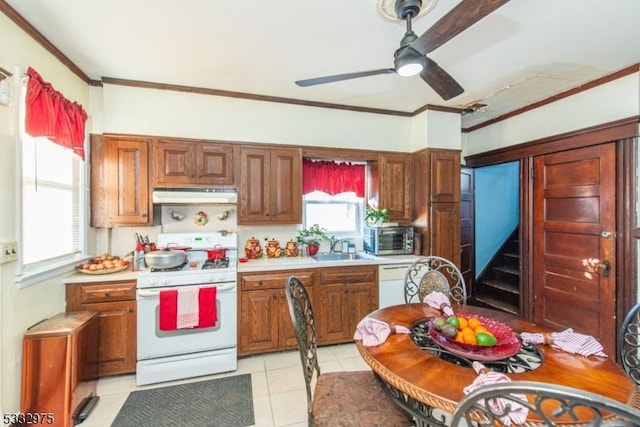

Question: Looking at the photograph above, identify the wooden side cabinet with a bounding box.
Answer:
[152,139,235,187]
[66,281,137,376]
[368,153,412,223]
[317,265,378,344]
[21,311,99,427]
[91,135,153,227]
[412,148,461,265]
[238,146,302,224]
[238,270,315,355]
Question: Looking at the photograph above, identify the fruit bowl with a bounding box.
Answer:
[429,314,521,361]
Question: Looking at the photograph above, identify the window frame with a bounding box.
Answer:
[14,73,90,288]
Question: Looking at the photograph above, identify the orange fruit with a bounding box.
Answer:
[468,317,481,330]
[455,331,465,343]
[461,327,475,336]
[463,333,477,345]
[457,316,468,330]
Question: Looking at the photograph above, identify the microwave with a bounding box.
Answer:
[363,226,414,255]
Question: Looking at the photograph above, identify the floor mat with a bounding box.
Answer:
[110,374,254,427]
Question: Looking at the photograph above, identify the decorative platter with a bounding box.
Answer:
[75,257,129,275]
[429,315,522,361]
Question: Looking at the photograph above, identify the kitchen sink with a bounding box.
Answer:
[312,253,370,262]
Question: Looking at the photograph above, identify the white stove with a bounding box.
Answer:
[136,231,238,385]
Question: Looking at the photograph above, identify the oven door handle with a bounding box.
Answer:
[137,283,235,298]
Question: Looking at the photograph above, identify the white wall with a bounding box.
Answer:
[0,13,91,414]
[411,109,462,151]
[463,72,640,156]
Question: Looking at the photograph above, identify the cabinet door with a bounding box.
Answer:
[270,148,302,223]
[104,137,151,225]
[153,140,196,185]
[194,143,235,185]
[350,282,378,332]
[83,300,136,376]
[430,150,461,203]
[238,147,270,223]
[379,153,412,222]
[430,202,461,265]
[318,283,351,343]
[239,288,279,354]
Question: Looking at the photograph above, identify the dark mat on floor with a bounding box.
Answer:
[111,374,254,427]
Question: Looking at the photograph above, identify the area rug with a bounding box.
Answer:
[111,374,254,427]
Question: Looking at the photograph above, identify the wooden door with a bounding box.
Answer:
[105,138,150,225]
[269,148,302,223]
[195,143,235,185]
[238,147,270,223]
[153,140,195,185]
[533,143,616,354]
[379,153,412,222]
[239,288,279,354]
[430,202,460,266]
[318,283,350,343]
[460,167,475,299]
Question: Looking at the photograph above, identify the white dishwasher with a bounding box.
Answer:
[378,263,413,308]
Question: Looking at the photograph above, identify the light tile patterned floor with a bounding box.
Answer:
[83,343,370,427]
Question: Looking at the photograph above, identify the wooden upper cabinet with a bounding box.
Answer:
[152,139,235,187]
[368,153,412,223]
[238,146,301,224]
[429,149,460,203]
[91,135,153,227]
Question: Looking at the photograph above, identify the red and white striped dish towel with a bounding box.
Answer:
[463,362,529,426]
[177,287,200,329]
[422,291,455,316]
[520,328,607,357]
[354,317,410,347]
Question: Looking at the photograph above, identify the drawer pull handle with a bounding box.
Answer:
[104,292,111,297]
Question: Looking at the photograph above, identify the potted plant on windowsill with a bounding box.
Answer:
[296,224,329,256]
[365,206,390,227]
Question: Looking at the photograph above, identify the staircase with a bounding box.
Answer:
[472,227,520,315]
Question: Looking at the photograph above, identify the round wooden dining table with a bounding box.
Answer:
[355,303,637,426]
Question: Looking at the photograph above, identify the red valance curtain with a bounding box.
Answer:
[25,67,88,160]
[303,159,365,197]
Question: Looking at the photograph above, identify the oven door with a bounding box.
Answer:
[136,282,236,360]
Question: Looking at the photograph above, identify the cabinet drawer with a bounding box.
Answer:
[240,271,313,291]
[78,281,136,303]
[320,266,376,285]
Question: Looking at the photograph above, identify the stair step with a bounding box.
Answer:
[493,265,520,276]
[503,252,520,259]
[478,279,519,295]
[474,296,519,316]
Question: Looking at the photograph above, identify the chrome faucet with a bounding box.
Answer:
[330,236,345,253]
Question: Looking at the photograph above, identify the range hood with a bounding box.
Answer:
[152,188,237,204]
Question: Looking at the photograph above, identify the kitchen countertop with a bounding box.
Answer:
[64,253,421,282]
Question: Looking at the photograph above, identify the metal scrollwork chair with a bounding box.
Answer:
[619,302,640,386]
[285,276,411,426]
[404,256,467,305]
[450,380,640,426]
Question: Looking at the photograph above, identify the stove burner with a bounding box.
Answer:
[150,261,188,273]
[203,258,230,269]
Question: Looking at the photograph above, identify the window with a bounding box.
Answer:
[303,191,364,237]
[16,77,87,286]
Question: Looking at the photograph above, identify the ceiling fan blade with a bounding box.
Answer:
[295,68,394,87]
[420,57,464,100]
[412,0,510,55]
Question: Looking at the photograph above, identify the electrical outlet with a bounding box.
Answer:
[0,241,17,264]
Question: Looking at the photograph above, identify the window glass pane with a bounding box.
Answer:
[22,137,82,265]
[303,191,363,236]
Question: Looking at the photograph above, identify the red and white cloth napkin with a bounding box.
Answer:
[354,317,410,346]
[422,291,455,316]
[520,328,607,357]
[177,287,200,329]
[463,362,529,426]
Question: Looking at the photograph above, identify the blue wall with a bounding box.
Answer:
[475,161,520,277]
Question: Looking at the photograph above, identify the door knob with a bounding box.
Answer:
[600,260,610,277]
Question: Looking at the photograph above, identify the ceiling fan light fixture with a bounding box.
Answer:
[394,48,425,76]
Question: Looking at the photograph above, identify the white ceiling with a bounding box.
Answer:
[6,0,640,128]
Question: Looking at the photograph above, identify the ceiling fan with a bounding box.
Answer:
[295,0,510,101]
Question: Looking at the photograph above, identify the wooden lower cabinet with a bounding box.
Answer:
[317,266,378,344]
[65,281,137,376]
[238,270,315,356]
